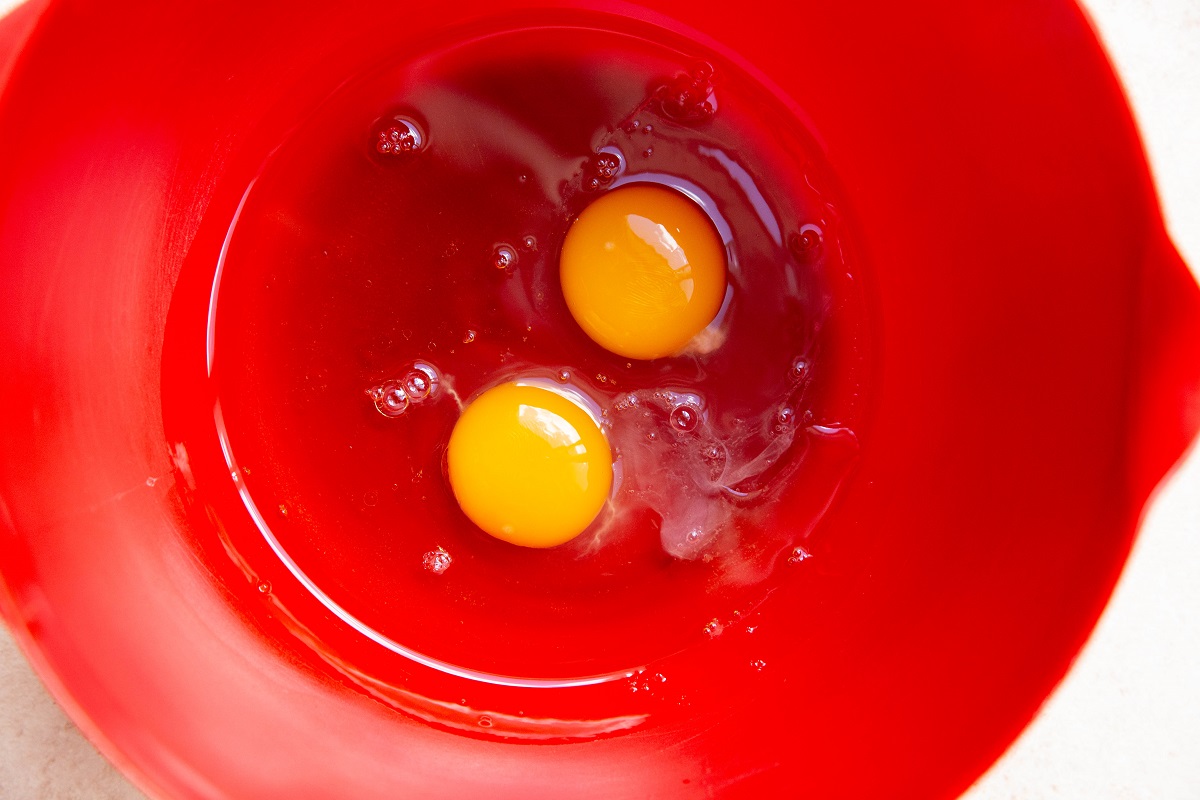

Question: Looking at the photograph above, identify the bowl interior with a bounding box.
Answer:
[1,0,1197,797]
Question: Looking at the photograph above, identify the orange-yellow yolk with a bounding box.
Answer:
[560,184,728,360]
[446,383,613,548]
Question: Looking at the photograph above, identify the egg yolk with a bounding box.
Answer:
[446,383,613,548]
[560,184,728,360]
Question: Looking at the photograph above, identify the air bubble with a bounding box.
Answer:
[256,581,271,594]
[370,381,409,417]
[364,491,378,507]
[278,504,288,517]
[655,61,718,124]
[750,659,767,671]
[477,715,493,728]
[463,330,477,344]
[493,244,518,270]
[381,385,408,414]
[521,235,537,251]
[700,442,727,481]
[555,369,570,383]
[776,407,795,427]
[669,404,700,432]
[145,477,157,487]
[703,619,724,638]
[422,547,452,575]
[371,115,426,157]
[596,373,609,385]
[788,224,823,261]
[402,365,435,401]
[787,546,812,564]
[790,358,810,381]
[642,147,654,158]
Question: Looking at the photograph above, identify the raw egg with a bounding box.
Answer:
[559,183,727,360]
[446,382,613,547]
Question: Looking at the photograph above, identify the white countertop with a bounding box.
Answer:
[1,0,1197,797]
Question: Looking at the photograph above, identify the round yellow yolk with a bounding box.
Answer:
[560,184,727,361]
[446,383,613,548]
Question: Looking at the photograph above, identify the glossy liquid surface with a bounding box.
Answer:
[208,26,869,683]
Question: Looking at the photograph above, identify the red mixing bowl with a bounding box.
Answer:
[1,0,1198,797]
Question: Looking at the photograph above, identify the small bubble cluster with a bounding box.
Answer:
[773,407,796,435]
[627,670,668,694]
[787,545,812,564]
[422,547,453,575]
[367,362,441,418]
[703,618,724,638]
[582,148,624,192]
[655,61,718,124]
[372,115,425,157]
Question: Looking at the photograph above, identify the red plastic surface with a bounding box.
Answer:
[0,1,1197,798]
